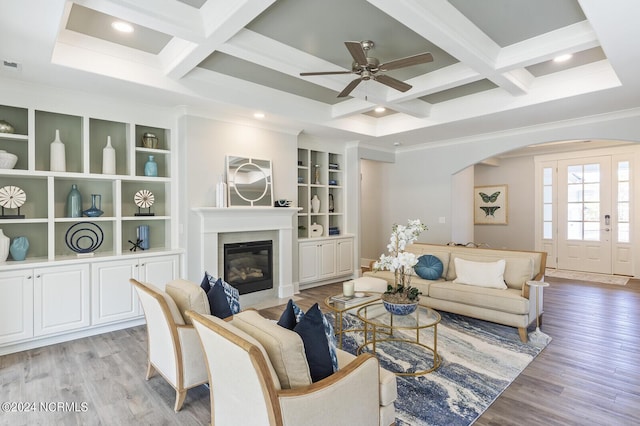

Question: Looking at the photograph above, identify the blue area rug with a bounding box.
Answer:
[329,311,549,426]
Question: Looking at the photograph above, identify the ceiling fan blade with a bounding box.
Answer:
[374,74,412,92]
[379,52,433,71]
[337,78,363,97]
[345,41,368,65]
[300,71,353,76]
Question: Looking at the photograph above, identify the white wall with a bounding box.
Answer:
[181,114,298,283]
[360,159,388,266]
[474,156,535,250]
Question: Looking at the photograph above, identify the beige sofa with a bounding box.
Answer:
[363,243,547,342]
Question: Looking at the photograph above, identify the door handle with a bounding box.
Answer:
[601,228,610,232]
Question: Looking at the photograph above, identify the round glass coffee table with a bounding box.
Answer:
[357,302,441,376]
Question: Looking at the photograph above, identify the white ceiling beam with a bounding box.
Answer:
[165,0,276,79]
[497,21,600,70]
[368,0,529,95]
[73,0,205,41]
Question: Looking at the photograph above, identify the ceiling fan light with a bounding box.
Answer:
[553,54,572,63]
[111,21,134,33]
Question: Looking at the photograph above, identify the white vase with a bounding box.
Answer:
[50,129,66,172]
[0,229,9,261]
[311,194,320,213]
[102,136,116,174]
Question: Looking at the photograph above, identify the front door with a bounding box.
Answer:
[557,156,612,273]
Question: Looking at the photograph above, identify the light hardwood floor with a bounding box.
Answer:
[1,277,638,425]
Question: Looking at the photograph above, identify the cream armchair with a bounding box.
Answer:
[130,279,209,411]
[188,309,397,426]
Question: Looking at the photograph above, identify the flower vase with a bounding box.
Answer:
[66,184,83,218]
[311,194,320,213]
[10,236,29,261]
[102,136,116,174]
[144,155,158,177]
[0,229,10,261]
[50,129,66,172]
[83,194,104,217]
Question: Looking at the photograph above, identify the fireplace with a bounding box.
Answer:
[223,240,273,295]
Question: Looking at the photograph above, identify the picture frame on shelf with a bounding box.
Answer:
[474,184,508,225]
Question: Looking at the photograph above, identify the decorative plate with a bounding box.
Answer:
[134,189,155,208]
[0,185,26,209]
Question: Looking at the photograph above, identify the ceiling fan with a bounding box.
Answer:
[300,40,433,98]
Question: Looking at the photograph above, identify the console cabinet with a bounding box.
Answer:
[299,237,354,285]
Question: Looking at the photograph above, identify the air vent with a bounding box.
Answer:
[2,60,22,72]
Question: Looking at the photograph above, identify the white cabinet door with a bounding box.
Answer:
[138,255,179,290]
[336,238,354,276]
[34,264,90,337]
[0,270,33,345]
[299,241,319,283]
[91,254,179,325]
[91,259,140,325]
[318,241,337,279]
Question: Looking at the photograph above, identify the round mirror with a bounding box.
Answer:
[232,162,268,203]
[227,156,273,206]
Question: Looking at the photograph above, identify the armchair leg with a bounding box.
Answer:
[518,327,528,343]
[174,389,187,412]
[146,362,156,380]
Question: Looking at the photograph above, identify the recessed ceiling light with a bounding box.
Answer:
[111,21,134,33]
[253,112,265,119]
[374,106,386,113]
[553,54,572,63]
[393,142,401,146]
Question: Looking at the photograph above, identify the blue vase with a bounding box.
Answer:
[67,184,82,218]
[144,155,158,177]
[10,236,29,261]
[137,225,150,250]
[83,194,104,217]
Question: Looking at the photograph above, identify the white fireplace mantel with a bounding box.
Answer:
[190,207,300,298]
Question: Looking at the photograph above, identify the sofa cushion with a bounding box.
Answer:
[232,310,312,389]
[414,254,444,280]
[405,244,451,277]
[429,282,529,314]
[165,279,210,325]
[453,258,507,289]
[502,257,535,289]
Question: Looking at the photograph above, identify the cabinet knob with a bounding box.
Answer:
[36,275,41,278]
[27,276,32,279]
[140,263,145,267]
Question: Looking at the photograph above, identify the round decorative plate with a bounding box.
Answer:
[134,189,155,208]
[0,185,26,209]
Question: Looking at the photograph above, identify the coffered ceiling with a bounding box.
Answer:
[1,0,639,149]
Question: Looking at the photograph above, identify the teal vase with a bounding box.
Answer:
[10,236,29,261]
[67,184,82,218]
[144,155,158,177]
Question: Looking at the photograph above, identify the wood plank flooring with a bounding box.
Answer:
[0,277,638,425]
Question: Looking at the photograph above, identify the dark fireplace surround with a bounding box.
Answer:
[223,240,273,295]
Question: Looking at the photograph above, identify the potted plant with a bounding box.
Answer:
[373,219,428,315]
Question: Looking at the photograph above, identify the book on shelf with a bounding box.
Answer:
[330,293,378,309]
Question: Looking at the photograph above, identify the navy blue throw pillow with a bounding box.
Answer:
[207,281,233,319]
[293,303,333,382]
[200,272,212,292]
[414,254,444,280]
[277,299,298,329]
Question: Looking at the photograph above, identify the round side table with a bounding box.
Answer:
[526,280,551,345]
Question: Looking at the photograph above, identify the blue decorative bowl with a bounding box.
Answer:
[382,300,418,316]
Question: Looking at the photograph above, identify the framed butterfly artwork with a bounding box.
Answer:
[474,184,508,225]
